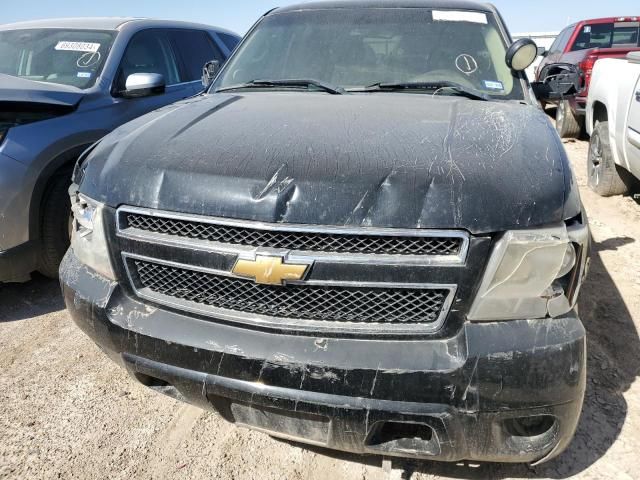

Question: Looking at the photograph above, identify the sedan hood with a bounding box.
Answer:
[80,92,579,234]
[0,73,84,107]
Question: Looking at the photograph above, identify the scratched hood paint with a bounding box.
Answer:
[79,92,580,234]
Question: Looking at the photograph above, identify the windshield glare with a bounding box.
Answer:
[0,29,115,89]
[216,8,524,99]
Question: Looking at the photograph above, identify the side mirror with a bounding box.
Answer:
[123,73,165,98]
[202,60,221,89]
[532,63,582,101]
[537,46,548,57]
[506,38,538,71]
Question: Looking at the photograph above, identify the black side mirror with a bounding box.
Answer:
[537,46,548,57]
[202,60,221,89]
[532,63,582,101]
[506,38,538,71]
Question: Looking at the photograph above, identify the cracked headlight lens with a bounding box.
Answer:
[469,222,587,321]
[70,191,116,280]
[557,243,577,279]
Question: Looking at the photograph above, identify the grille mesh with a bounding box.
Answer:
[125,213,462,256]
[134,260,448,324]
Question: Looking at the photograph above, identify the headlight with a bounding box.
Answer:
[70,190,116,280]
[469,221,588,321]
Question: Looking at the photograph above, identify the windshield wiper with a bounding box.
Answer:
[216,79,344,95]
[349,81,489,101]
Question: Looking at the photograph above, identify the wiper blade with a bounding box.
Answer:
[216,79,344,95]
[350,81,489,101]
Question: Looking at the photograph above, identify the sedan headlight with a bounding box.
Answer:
[70,190,116,280]
[469,221,589,321]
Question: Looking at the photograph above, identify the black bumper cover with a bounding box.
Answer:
[61,252,586,464]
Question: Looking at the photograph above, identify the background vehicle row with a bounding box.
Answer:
[0,18,240,283]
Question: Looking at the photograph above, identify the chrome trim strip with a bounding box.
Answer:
[116,206,470,266]
[121,253,457,335]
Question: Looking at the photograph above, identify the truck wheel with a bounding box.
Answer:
[556,100,583,139]
[588,121,629,197]
[38,173,72,279]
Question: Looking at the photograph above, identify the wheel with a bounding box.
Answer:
[587,121,629,197]
[37,172,73,278]
[556,99,583,139]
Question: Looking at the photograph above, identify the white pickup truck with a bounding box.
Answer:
[586,52,640,196]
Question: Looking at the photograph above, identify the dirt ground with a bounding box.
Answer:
[1,135,640,480]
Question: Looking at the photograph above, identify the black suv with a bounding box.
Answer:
[61,1,590,464]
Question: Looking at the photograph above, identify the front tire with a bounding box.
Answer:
[556,100,583,139]
[588,121,628,197]
[38,173,72,279]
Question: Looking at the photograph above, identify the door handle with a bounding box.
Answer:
[636,90,640,102]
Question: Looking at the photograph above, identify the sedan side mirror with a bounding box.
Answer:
[532,63,582,101]
[123,73,166,98]
[202,60,221,89]
[537,46,548,57]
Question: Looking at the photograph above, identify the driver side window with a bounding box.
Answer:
[116,29,180,92]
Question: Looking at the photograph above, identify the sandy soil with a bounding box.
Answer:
[1,136,640,480]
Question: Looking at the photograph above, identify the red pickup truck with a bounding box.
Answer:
[536,17,640,138]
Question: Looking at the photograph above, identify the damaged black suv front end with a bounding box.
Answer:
[61,204,588,463]
[61,0,590,464]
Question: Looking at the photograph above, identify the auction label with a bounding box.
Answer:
[432,11,487,24]
[55,41,101,53]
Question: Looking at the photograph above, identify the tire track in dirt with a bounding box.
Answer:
[144,405,203,478]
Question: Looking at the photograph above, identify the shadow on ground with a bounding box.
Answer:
[0,274,64,322]
[276,236,640,479]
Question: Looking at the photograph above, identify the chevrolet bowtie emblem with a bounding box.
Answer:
[232,255,310,286]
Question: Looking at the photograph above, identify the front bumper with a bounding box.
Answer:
[61,251,586,464]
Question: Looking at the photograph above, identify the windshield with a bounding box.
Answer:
[571,22,640,51]
[0,29,115,89]
[215,8,525,100]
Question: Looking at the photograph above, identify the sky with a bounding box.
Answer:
[0,0,638,35]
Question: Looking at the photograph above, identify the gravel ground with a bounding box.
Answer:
[1,135,640,480]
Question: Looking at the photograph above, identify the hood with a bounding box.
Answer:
[80,92,580,234]
[0,73,84,107]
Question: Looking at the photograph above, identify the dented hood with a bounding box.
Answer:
[0,73,84,107]
[80,92,579,234]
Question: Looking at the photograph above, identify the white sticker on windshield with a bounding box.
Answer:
[584,26,591,33]
[55,41,101,53]
[432,11,488,24]
[77,72,92,78]
[484,80,504,90]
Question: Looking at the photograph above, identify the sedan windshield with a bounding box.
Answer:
[0,29,115,89]
[215,8,525,100]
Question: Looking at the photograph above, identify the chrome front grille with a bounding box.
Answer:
[133,259,449,325]
[117,206,467,335]
[124,212,463,257]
